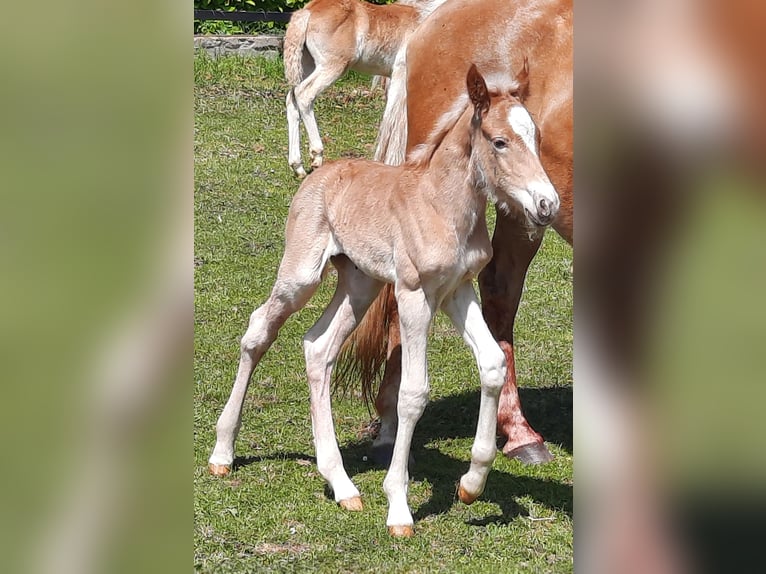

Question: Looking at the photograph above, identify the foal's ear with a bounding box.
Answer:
[467,64,490,124]
[513,57,530,102]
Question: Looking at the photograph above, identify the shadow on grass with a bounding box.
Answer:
[232,385,572,523]
[420,386,573,454]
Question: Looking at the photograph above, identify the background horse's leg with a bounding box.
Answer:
[441,283,506,504]
[383,286,433,537]
[303,256,382,510]
[286,89,307,178]
[478,214,554,463]
[292,62,347,170]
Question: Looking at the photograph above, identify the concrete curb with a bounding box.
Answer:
[194,35,284,58]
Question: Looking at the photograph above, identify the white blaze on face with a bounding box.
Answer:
[508,105,537,155]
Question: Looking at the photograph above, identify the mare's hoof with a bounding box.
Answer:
[339,496,364,512]
[458,484,479,505]
[388,525,414,538]
[369,444,415,469]
[208,463,231,477]
[503,442,554,464]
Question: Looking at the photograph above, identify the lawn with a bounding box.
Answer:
[194,52,573,573]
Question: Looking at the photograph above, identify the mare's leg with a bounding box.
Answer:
[292,61,346,170]
[478,215,553,463]
[303,256,382,510]
[442,283,507,503]
[383,286,433,537]
[371,287,402,465]
[208,231,329,476]
[286,89,307,178]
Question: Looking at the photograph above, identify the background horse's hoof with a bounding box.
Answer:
[339,496,364,512]
[458,484,479,505]
[208,463,231,477]
[503,441,554,464]
[388,525,414,538]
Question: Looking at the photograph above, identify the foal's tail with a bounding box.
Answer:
[284,9,311,86]
[333,284,396,407]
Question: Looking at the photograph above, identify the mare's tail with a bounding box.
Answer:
[284,9,311,86]
[373,48,409,163]
[333,284,397,408]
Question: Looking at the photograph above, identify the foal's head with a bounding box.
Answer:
[467,62,560,227]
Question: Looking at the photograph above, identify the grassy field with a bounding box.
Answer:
[194,53,573,573]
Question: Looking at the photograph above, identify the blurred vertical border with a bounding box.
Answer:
[575,0,766,572]
[0,1,190,573]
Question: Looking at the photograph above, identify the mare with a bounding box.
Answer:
[284,0,446,178]
[340,0,573,465]
[209,64,560,536]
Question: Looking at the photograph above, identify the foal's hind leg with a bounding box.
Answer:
[303,256,382,509]
[208,239,328,476]
[292,61,347,170]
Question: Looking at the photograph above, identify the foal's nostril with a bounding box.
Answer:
[538,198,550,217]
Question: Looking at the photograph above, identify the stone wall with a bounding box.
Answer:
[194,35,284,59]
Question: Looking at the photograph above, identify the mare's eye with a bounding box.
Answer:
[492,138,508,150]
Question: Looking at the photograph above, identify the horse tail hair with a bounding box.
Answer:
[374,48,409,164]
[333,284,396,409]
[284,9,311,86]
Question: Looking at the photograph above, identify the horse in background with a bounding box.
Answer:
[210,63,559,536]
[338,0,573,465]
[284,0,447,178]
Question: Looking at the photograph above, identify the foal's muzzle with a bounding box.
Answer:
[528,185,560,227]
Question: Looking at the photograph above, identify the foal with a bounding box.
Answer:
[284,0,445,178]
[209,65,560,536]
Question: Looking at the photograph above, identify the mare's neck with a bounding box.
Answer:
[423,108,488,240]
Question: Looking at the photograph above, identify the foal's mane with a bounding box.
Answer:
[404,76,521,170]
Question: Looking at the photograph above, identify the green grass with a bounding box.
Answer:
[194,52,573,573]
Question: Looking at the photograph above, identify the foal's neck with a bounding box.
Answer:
[421,108,489,240]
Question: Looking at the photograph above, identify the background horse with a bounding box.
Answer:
[284,0,446,177]
[210,64,559,536]
[338,0,573,464]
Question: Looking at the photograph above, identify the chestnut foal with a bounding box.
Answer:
[209,65,559,536]
[284,0,446,178]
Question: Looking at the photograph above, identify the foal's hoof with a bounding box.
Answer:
[458,484,479,505]
[339,496,364,512]
[503,441,554,465]
[208,463,232,477]
[388,525,414,538]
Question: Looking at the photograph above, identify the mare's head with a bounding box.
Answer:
[467,62,559,227]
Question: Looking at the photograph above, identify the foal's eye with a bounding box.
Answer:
[492,138,508,150]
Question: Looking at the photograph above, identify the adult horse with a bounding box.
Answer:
[339,0,573,464]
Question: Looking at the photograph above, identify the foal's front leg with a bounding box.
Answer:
[383,287,433,537]
[442,282,507,503]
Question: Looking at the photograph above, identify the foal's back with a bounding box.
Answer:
[303,0,419,75]
[293,158,453,285]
